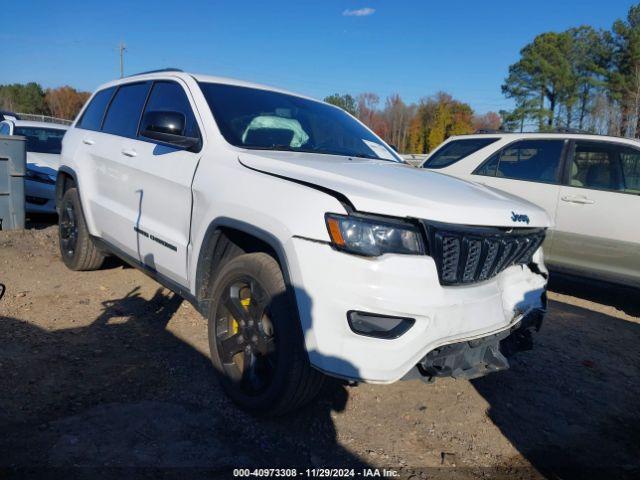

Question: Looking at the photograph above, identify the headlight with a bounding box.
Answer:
[325,213,425,257]
[26,169,56,185]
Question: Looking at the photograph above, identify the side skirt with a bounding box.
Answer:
[92,237,203,315]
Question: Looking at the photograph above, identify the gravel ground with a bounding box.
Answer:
[0,224,639,479]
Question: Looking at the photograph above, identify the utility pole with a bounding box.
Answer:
[119,42,127,78]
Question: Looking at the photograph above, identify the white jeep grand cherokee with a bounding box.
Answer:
[57,69,550,414]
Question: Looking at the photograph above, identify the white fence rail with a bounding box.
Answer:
[15,113,72,126]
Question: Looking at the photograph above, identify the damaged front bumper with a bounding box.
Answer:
[291,234,548,383]
[405,302,546,382]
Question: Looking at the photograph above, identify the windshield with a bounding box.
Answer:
[14,126,66,154]
[199,82,401,162]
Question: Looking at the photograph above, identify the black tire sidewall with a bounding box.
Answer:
[58,188,89,269]
[207,253,301,413]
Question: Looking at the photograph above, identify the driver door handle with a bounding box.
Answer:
[561,195,595,205]
[82,138,95,145]
[121,149,137,158]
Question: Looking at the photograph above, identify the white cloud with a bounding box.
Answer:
[342,7,375,17]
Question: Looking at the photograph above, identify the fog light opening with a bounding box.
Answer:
[347,311,415,339]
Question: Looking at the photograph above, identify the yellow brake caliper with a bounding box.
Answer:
[241,297,251,310]
[231,296,251,335]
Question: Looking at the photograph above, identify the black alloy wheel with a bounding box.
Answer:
[214,276,277,395]
[59,202,79,257]
[206,252,325,415]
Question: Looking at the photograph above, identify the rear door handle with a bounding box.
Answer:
[82,138,95,145]
[561,195,595,205]
[121,149,137,158]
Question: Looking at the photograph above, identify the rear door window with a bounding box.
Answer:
[569,141,639,194]
[474,139,564,183]
[423,138,499,169]
[77,87,115,131]
[620,146,640,193]
[102,82,151,138]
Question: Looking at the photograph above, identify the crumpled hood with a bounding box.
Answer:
[239,152,551,228]
[26,152,60,175]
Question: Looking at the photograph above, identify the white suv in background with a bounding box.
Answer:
[0,120,68,214]
[422,132,640,288]
[57,70,550,414]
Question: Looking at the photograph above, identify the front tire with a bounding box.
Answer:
[58,188,105,271]
[207,252,325,415]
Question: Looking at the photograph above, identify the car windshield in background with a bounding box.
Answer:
[14,127,65,154]
[423,137,499,169]
[199,82,401,162]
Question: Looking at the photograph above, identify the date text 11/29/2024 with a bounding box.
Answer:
[233,468,400,477]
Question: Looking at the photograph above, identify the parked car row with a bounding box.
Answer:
[0,119,68,214]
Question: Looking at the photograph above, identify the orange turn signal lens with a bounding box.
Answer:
[326,216,346,246]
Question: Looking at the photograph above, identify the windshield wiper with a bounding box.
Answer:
[243,144,298,151]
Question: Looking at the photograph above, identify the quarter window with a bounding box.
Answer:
[0,123,9,135]
[77,87,115,131]
[140,81,200,140]
[423,138,499,169]
[474,139,564,183]
[102,82,151,138]
[569,141,640,193]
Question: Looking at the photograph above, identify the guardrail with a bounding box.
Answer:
[15,113,72,126]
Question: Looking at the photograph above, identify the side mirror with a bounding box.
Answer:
[389,144,399,152]
[140,111,200,150]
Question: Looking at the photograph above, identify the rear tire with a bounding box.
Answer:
[58,188,105,271]
[207,252,325,415]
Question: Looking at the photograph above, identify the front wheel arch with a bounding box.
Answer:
[194,219,293,314]
[55,167,78,215]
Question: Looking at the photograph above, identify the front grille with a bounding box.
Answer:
[423,221,545,286]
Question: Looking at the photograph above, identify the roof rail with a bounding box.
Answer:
[464,128,640,142]
[474,129,504,134]
[552,127,590,134]
[126,68,183,77]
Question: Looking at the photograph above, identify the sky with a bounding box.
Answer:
[1,0,637,114]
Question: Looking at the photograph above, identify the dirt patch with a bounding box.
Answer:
[1,226,639,479]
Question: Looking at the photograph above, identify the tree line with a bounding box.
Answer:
[324,92,499,154]
[327,4,640,151]
[0,83,90,120]
[3,3,638,152]
[501,3,640,136]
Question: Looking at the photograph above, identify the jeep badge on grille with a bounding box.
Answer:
[511,211,530,224]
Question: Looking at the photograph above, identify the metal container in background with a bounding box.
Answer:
[0,134,26,230]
